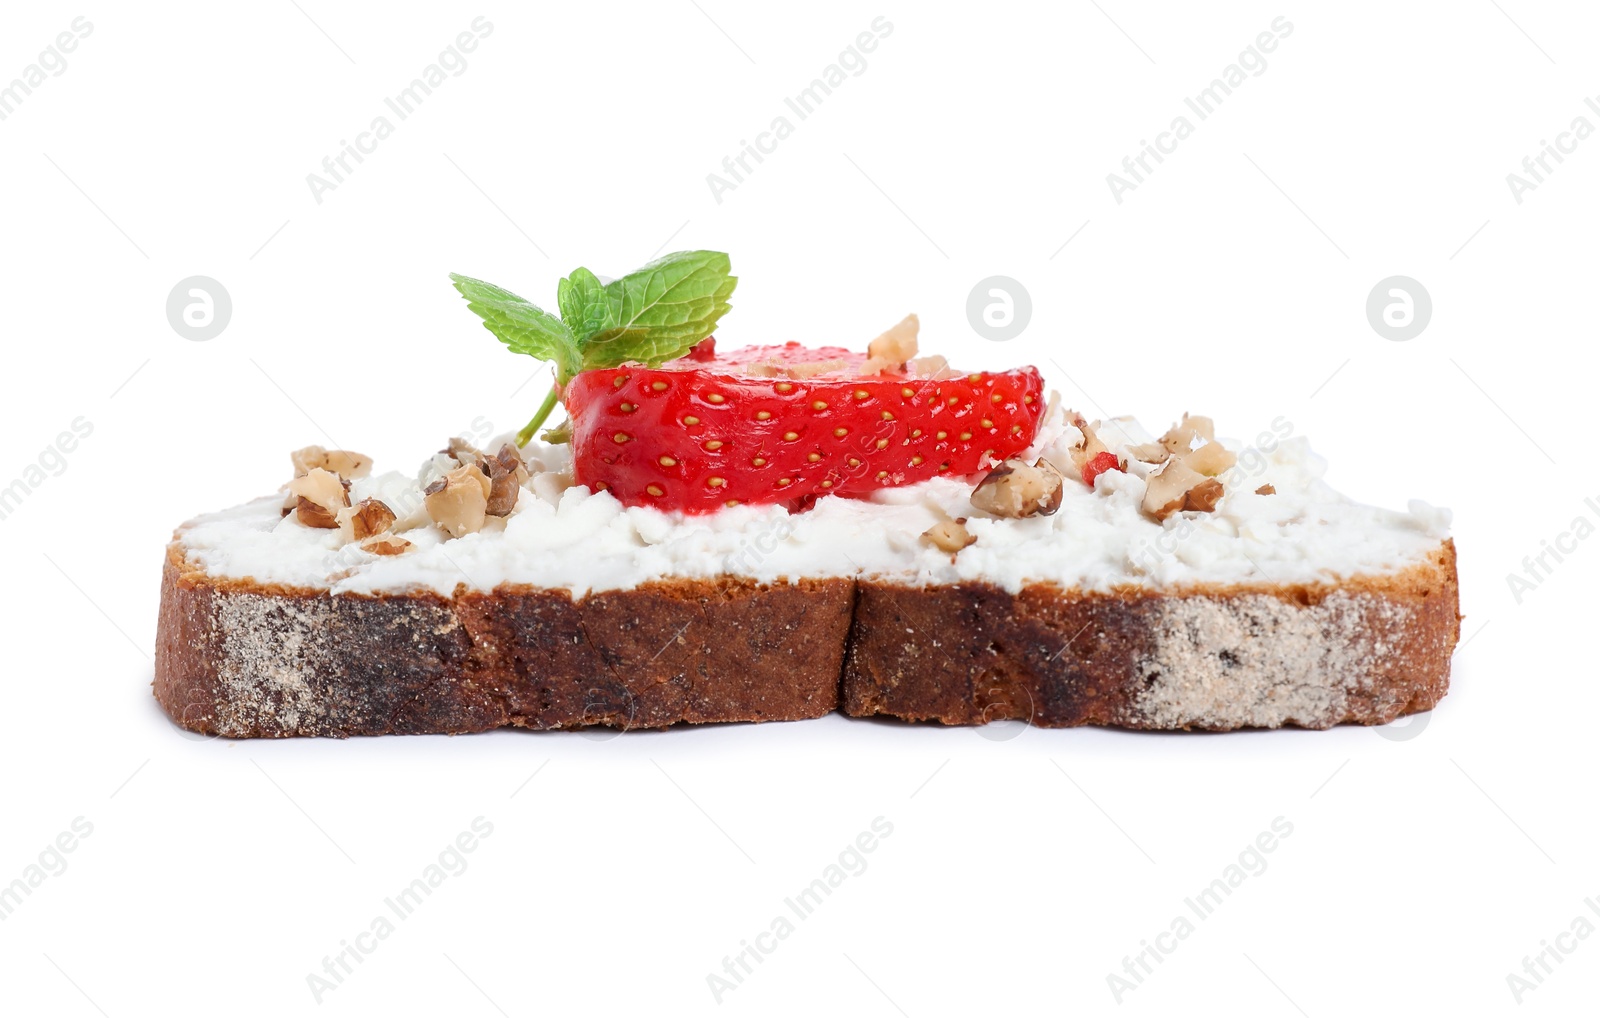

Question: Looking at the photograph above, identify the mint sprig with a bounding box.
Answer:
[450,251,737,443]
[579,254,737,369]
[451,276,582,381]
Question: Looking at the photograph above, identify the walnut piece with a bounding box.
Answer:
[1158,413,1214,456]
[341,498,396,541]
[1142,457,1214,521]
[485,443,529,517]
[1256,484,1276,496]
[290,445,372,480]
[1144,412,1235,480]
[360,535,412,556]
[923,517,976,553]
[970,457,1064,518]
[323,450,372,480]
[294,498,340,529]
[1184,440,1237,477]
[444,437,485,470]
[1159,426,1197,457]
[1182,414,1215,443]
[863,314,920,373]
[289,445,326,477]
[288,467,350,529]
[1066,413,1114,476]
[1128,442,1170,464]
[1183,478,1225,513]
[425,464,491,538]
[908,354,960,380]
[784,358,853,379]
[745,358,855,379]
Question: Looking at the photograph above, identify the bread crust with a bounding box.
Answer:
[842,540,1460,730]
[154,539,1460,737]
[154,544,852,737]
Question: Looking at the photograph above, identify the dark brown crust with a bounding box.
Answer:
[153,539,1460,737]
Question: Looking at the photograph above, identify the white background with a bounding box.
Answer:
[0,1,1594,1013]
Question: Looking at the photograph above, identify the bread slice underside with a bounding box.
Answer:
[154,540,1459,737]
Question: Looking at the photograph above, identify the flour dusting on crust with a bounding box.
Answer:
[211,592,464,737]
[1132,592,1409,729]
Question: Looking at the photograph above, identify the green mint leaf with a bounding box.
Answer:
[450,273,581,381]
[578,251,736,370]
[557,267,619,342]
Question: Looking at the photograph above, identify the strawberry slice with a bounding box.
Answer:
[564,341,1046,512]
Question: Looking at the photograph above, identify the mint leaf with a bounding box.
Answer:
[450,251,737,446]
[578,251,736,369]
[450,273,581,381]
[557,267,619,342]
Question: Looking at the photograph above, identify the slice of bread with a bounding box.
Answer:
[155,545,853,738]
[154,538,1458,737]
[154,410,1461,736]
[844,541,1458,730]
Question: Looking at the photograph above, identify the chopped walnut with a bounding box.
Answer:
[288,468,350,529]
[341,498,397,541]
[908,355,960,380]
[785,358,853,379]
[290,445,326,477]
[1142,457,1221,521]
[1127,442,1170,464]
[1066,413,1114,475]
[923,517,976,553]
[485,443,529,517]
[1159,424,1198,457]
[1183,478,1224,513]
[1184,440,1237,477]
[444,436,485,470]
[323,450,372,480]
[970,457,1064,518]
[863,314,920,373]
[1182,414,1215,442]
[1144,412,1236,479]
[495,442,529,478]
[1256,484,1276,496]
[425,464,491,538]
[744,358,855,379]
[290,445,372,480]
[360,535,412,556]
[1158,413,1213,452]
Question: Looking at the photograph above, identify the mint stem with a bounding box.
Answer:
[518,385,561,446]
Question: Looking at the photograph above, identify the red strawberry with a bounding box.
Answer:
[1082,450,1122,487]
[564,340,1046,512]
